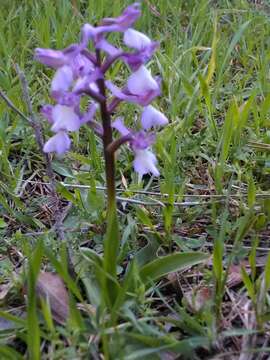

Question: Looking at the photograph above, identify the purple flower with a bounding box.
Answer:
[112,118,155,150]
[41,102,98,154]
[106,65,161,106]
[141,105,168,130]
[112,117,159,177]
[81,3,141,47]
[35,48,70,68]
[35,3,167,175]
[122,42,158,71]
[43,131,71,155]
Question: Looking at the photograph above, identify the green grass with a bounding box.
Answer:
[0,0,270,358]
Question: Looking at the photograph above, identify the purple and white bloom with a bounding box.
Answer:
[133,149,159,178]
[112,117,159,177]
[106,65,161,106]
[36,3,167,174]
[141,105,168,130]
[43,131,71,155]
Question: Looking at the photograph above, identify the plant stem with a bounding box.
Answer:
[96,50,116,209]
[96,50,120,298]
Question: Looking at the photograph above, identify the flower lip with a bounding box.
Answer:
[127,65,159,95]
[141,105,168,130]
[51,65,74,94]
[133,149,160,178]
[43,131,71,155]
[51,104,81,132]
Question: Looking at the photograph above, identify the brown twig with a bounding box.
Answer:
[15,65,56,191]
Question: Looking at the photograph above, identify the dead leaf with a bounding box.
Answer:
[0,283,12,302]
[36,272,69,325]
[184,287,212,313]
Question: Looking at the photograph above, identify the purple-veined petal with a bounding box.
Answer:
[122,41,159,71]
[131,131,155,150]
[51,104,81,132]
[141,105,168,130]
[96,38,121,57]
[112,117,130,136]
[73,69,103,93]
[123,29,151,50]
[101,2,141,31]
[34,48,67,68]
[105,80,135,101]
[40,105,54,123]
[106,79,160,106]
[81,23,100,45]
[133,149,160,177]
[51,65,74,93]
[43,131,71,154]
[51,91,80,107]
[71,53,95,78]
[127,65,159,95]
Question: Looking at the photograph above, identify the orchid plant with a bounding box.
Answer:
[35,2,168,305]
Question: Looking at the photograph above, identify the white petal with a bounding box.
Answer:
[51,104,81,132]
[43,131,71,154]
[123,29,151,50]
[133,149,160,177]
[51,65,73,93]
[141,105,168,130]
[127,66,158,95]
[89,82,99,93]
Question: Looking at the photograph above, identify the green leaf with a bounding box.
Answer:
[248,176,256,208]
[27,240,43,360]
[139,252,208,284]
[0,345,24,360]
[0,218,7,228]
[217,20,251,89]
[103,206,120,307]
[241,267,255,302]
[264,252,270,291]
